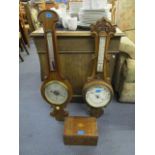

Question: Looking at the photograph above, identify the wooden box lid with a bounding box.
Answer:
[63,116,98,145]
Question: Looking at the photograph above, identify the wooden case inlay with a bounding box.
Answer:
[64,116,98,145]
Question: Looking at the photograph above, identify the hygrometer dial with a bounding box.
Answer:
[42,80,69,106]
[83,80,113,108]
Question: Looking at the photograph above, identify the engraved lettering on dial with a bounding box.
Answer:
[44,81,68,105]
[85,85,111,108]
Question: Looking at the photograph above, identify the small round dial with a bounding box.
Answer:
[83,81,113,108]
[44,81,69,105]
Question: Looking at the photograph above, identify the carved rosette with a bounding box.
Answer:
[90,17,116,37]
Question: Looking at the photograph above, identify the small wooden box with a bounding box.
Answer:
[63,116,98,145]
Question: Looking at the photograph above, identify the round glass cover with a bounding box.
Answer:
[44,81,68,105]
[85,85,111,108]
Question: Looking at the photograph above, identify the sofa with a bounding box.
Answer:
[113,36,135,103]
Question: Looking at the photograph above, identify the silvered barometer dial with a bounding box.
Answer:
[44,81,69,105]
[85,84,112,108]
[83,81,113,109]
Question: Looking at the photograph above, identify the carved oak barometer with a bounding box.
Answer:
[83,18,116,117]
[38,10,72,121]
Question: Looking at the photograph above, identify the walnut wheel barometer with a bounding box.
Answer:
[83,18,116,117]
[38,10,73,121]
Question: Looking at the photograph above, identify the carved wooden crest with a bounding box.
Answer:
[90,17,116,37]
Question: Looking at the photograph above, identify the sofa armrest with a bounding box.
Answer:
[119,36,135,59]
[112,36,135,103]
[113,53,129,92]
[122,58,135,82]
[113,36,135,91]
[116,58,135,103]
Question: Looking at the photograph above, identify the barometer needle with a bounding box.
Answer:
[50,90,65,97]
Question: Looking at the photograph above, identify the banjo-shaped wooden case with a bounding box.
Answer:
[38,10,73,121]
[83,17,116,117]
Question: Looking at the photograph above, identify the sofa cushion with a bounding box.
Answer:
[119,36,135,59]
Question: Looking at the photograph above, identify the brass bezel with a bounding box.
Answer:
[41,80,70,107]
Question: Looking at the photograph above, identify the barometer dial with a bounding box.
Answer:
[43,81,69,105]
[83,81,113,108]
[86,85,111,108]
